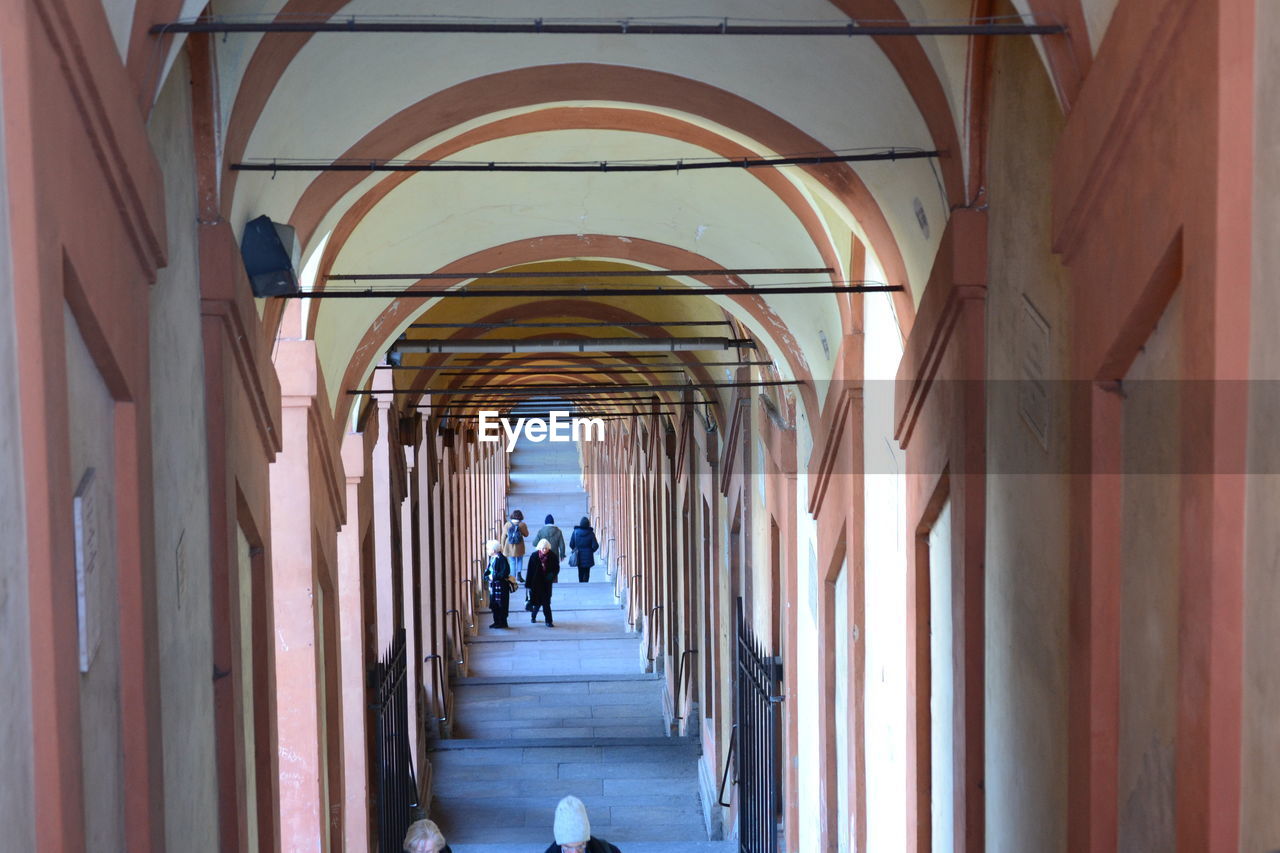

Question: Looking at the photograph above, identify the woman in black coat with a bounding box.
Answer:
[568,516,601,583]
[484,539,512,629]
[526,538,560,627]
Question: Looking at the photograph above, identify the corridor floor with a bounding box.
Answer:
[428,434,731,852]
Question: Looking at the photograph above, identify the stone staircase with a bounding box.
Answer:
[506,433,586,558]
[426,434,731,853]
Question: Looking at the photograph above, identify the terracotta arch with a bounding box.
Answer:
[333,235,820,435]
[286,104,899,340]
[396,299,731,403]
[221,0,962,206]
[240,64,935,342]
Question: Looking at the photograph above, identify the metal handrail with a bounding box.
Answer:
[605,537,617,578]
[472,557,487,612]
[423,654,448,722]
[444,609,465,665]
[716,725,738,807]
[626,570,642,628]
[674,649,698,722]
[645,605,663,662]
[611,554,628,599]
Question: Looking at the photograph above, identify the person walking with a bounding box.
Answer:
[534,514,567,559]
[568,516,601,583]
[526,538,560,627]
[503,509,529,581]
[542,795,621,853]
[483,539,513,629]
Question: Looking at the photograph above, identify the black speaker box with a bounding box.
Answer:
[240,215,300,297]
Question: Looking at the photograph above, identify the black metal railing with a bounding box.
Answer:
[674,648,698,722]
[370,629,418,853]
[734,599,783,853]
[445,608,465,665]
[718,724,738,807]
[645,605,663,663]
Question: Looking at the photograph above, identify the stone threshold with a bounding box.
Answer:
[466,631,637,644]
[454,672,659,686]
[428,734,691,751]
[477,605,622,613]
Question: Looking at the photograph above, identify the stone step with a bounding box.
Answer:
[454,673,659,687]
[427,450,719,848]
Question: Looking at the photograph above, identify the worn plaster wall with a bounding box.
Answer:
[0,69,36,853]
[863,287,907,853]
[65,305,123,850]
[981,23,1072,853]
[1241,0,1280,845]
[1115,290,1183,852]
[146,51,220,851]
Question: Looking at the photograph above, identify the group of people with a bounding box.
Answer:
[483,509,600,629]
[402,794,622,853]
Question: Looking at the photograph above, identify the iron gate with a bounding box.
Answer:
[371,628,419,853]
[735,598,784,853]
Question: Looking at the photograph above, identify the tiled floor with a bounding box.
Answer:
[428,437,730,852]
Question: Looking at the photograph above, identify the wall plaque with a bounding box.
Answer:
[74,467,101,672]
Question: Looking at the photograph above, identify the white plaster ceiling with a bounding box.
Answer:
[182,0,1077,427]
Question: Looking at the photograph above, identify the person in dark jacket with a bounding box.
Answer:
[542,795,621,853]
[534,514,567,559]
[526,538,560,627]
[568,516,601,583]
[483,539,512,629]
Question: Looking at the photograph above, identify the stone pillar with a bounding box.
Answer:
[370,372,397,653]
[337,433,370,852]
[269,336,344,851]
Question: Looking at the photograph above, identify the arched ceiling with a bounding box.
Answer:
[150,0,1087,435]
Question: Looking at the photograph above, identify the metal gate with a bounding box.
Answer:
[371,628,419,853]
[735,598,784,853]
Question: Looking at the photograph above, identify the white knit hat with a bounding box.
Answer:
[402,818,446,852]
[553,795,591,845]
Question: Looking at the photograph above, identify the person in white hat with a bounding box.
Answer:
[403,818,451,853]
[543,795,622,853]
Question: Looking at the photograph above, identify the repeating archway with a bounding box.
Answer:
[333,235,823,437]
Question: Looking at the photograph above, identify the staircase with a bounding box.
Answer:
[427,434,731,853]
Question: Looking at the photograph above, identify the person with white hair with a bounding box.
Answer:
[526,538,560,627]
[483,538,514,629]
[403,817,452,853]
[542,795,621,853]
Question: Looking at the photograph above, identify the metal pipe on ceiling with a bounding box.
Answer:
[232,150,938,173]
[152,17,1066,37]
[391,337,755,354]
[416,397,725,411]
[417,400,704,410]
[284,284,903,298]
[439,353,759,363]
[341,267,831,280]
[350,378,801,396]
[406,320,733,329]
[375,360,770,371]
[430,407,686,417]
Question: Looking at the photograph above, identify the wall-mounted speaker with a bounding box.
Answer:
[240,215,300,297]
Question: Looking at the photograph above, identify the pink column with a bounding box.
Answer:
[338,434,370,852]
[370,373,396,652]
[269,338,325,851]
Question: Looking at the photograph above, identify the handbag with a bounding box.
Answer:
[568,551,578,567]
[506,576,519,593]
